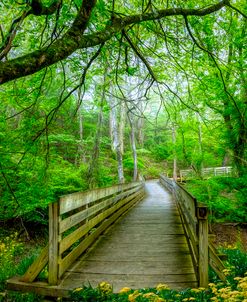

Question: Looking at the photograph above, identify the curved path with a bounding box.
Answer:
[61,180,197,291]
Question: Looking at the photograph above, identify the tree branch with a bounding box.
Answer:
[0,0,229,85]
[122,30,157,81]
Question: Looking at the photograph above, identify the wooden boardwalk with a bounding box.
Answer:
[60,180,197,291]
[8,176,227,297]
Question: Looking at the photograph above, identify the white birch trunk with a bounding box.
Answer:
[119,100,126,155]
[172,125,177,180]
[108,92,125,183]
[129,114,138,181]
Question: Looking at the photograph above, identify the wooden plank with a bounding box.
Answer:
[59,182,141,214]
[7,277,70,298]
[72,260,195,274]
[61,272,197,292]
[82,250,191,261]
[59,185,142,234]
[176,203,198,270]
[48,203,59,285]
[85,243,191,254]
[209,242,226,281]
[59,189,143,254]
[197,212,208,287]
[20,245,48,283]
[59,191,144,277]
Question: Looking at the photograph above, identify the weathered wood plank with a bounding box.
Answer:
[61,271,197,292]
[59,189,143,254]
[209,242,226,282]
[81,251,191,261]
[20,245,48,283]
[59,185,142,234]
[64,271,197,282]
[59,182,141,215]
[48,203,59,285]
[197,206,209,287]
[72,260,195,274]
[7,277,70,298]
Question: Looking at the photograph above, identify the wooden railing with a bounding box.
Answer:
[159,175,226,287]
[21,181,145,285]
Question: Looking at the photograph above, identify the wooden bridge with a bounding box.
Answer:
[7,176,225,298]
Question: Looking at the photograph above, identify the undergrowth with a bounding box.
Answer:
[0,232,42,302]
[184,176,247,222]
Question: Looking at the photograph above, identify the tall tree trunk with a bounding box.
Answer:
[75,102,85,165]
[222,41,247,176]
[172,125,177,180]
[136,85,144,147]
[109,91,125,183]
[128,114,138,181]
[196,112,203,177]
[119,100,126,156]
[87,98,104,187]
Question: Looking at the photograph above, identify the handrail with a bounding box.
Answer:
[160,175,208,287]
[21,181,145,285]
[159,174,226,287]
[50,181,145,284]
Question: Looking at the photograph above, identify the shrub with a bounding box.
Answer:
[0,233,42,302]
[185,177,247,222]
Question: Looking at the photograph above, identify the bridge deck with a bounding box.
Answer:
[60,180,197,292]
[8,180,197,297]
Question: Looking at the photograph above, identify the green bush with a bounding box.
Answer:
[0,233,42,302]
[185,177,247,222]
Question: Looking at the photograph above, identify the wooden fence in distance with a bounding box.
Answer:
[180,166,233,181]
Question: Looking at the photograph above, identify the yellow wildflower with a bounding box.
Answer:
[143,292,162,301]
[222,269,231,276]
[119,287,131,293]
[198,287,205,291]
[156,283,170,291]
[191,288,200,293]
[128,290,141,302]
[98,281,112,294]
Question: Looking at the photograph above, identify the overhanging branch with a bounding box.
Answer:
[0,0,230,85]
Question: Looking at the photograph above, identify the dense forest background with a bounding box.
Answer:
[0,0,246,225]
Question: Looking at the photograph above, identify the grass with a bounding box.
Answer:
[0,230,43,302]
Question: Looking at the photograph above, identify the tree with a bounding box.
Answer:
[0,0,243,85]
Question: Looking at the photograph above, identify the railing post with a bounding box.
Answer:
[48,202,59,285]
[197,204,208,287]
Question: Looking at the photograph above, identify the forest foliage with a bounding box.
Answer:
[0,0,246,224]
